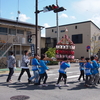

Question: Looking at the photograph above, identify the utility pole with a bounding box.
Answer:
[35,0,38,54]
[56,0,59,43]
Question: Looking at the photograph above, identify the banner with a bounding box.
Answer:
[30,44,35,57]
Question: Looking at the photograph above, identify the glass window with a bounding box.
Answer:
[98,36,100,40]
[0,27,7,35]
[60,30,65,32]
[55,31,57,33]
[72,34,83,44]
[75,26,77,29]
[9,29,16,35]
[17,30,24,34]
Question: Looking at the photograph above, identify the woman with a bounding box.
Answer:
[17,50,32,83]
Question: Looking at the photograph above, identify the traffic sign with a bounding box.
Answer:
[87,45,90,49]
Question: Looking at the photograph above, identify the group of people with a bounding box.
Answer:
[6,50,70,87]
[78,55,100,87]
[6,50,100,88]
[6,50,53,87]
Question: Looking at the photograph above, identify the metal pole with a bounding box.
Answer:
[35,0,38,54]
[56,0,59,43]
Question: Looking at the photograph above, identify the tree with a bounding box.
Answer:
[45,47,56,58]
[45,48,58,65]
[90,33,100,55]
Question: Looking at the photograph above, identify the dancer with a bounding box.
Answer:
[55,57,70,87]
[78,56,85,81]
[18,50,32,83]
[90,56,99,86]
[6,51,16,83]
[84,57,93,87]
[29,54,40,84]
[38,54,52,87]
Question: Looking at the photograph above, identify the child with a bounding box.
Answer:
[78,56,85,81]
[6,51,16,83]
[55,57,70,87]
[90,56,99,86]
[84,57,93,87]
[18,50,32,83]
[38,54,52,87]
[28,54,40,84]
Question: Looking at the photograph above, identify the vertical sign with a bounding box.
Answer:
[30,44,35,57]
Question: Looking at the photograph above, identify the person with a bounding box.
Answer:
[55,57,70,87]
[94,55,100,84]
[90,56,99,86]
[78,56,85,81]
[38,54,52,87]
[17,50,32,83]
[94,55,99,62]
[28,54,40,84]
[84,57,93,87]
[6,51,16,83]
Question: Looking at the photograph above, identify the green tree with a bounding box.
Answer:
[45,47,56,58]
[45,48,58,65]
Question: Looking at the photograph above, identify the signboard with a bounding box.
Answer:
[30,44,35,57]
[87,45,90,50]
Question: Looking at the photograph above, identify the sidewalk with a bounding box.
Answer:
[0,68,21,74]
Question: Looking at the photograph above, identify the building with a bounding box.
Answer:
[45,21,100,59]
[0,18,43,67]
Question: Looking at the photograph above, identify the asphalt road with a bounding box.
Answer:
[0,63,100,100]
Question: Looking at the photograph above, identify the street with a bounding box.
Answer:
[0,63,100,100]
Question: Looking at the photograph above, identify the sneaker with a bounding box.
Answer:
[78,79,81,82]
[6,81,13,83]
[17,80,21,82]
[42,84,48,87]
[55,84,61,87]
[38,84,43,87]
[64,84,69,87]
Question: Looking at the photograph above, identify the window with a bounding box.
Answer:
[55,31,57,33]
[75,26,77,29]
[46,37,51,44]
[60,30,65,32]
[27,31,32,34]
[52,29,54,32]
[98,36,100,40]
[0,27,7,35]
[9,29,16,35]
[17,30,24,34]
[92,36,96,41]
[72,34,83,44]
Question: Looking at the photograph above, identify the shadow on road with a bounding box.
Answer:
[0,81,57,90]
[67,82,98,90]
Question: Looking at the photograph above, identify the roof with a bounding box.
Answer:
[0,18,44,29]
[46,20,100,30]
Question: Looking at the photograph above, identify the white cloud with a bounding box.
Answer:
[44,23,50,28]
[89,14,100,27]
[72,0,100,13]
[70,16,76,19]
[19,14,31,22]
[59,13,68,18]
[10,12,14,15]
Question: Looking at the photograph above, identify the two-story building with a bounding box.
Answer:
[45,21,100,59]
[0,18,43,67]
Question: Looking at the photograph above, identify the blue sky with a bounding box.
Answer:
[0,0,100,37]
